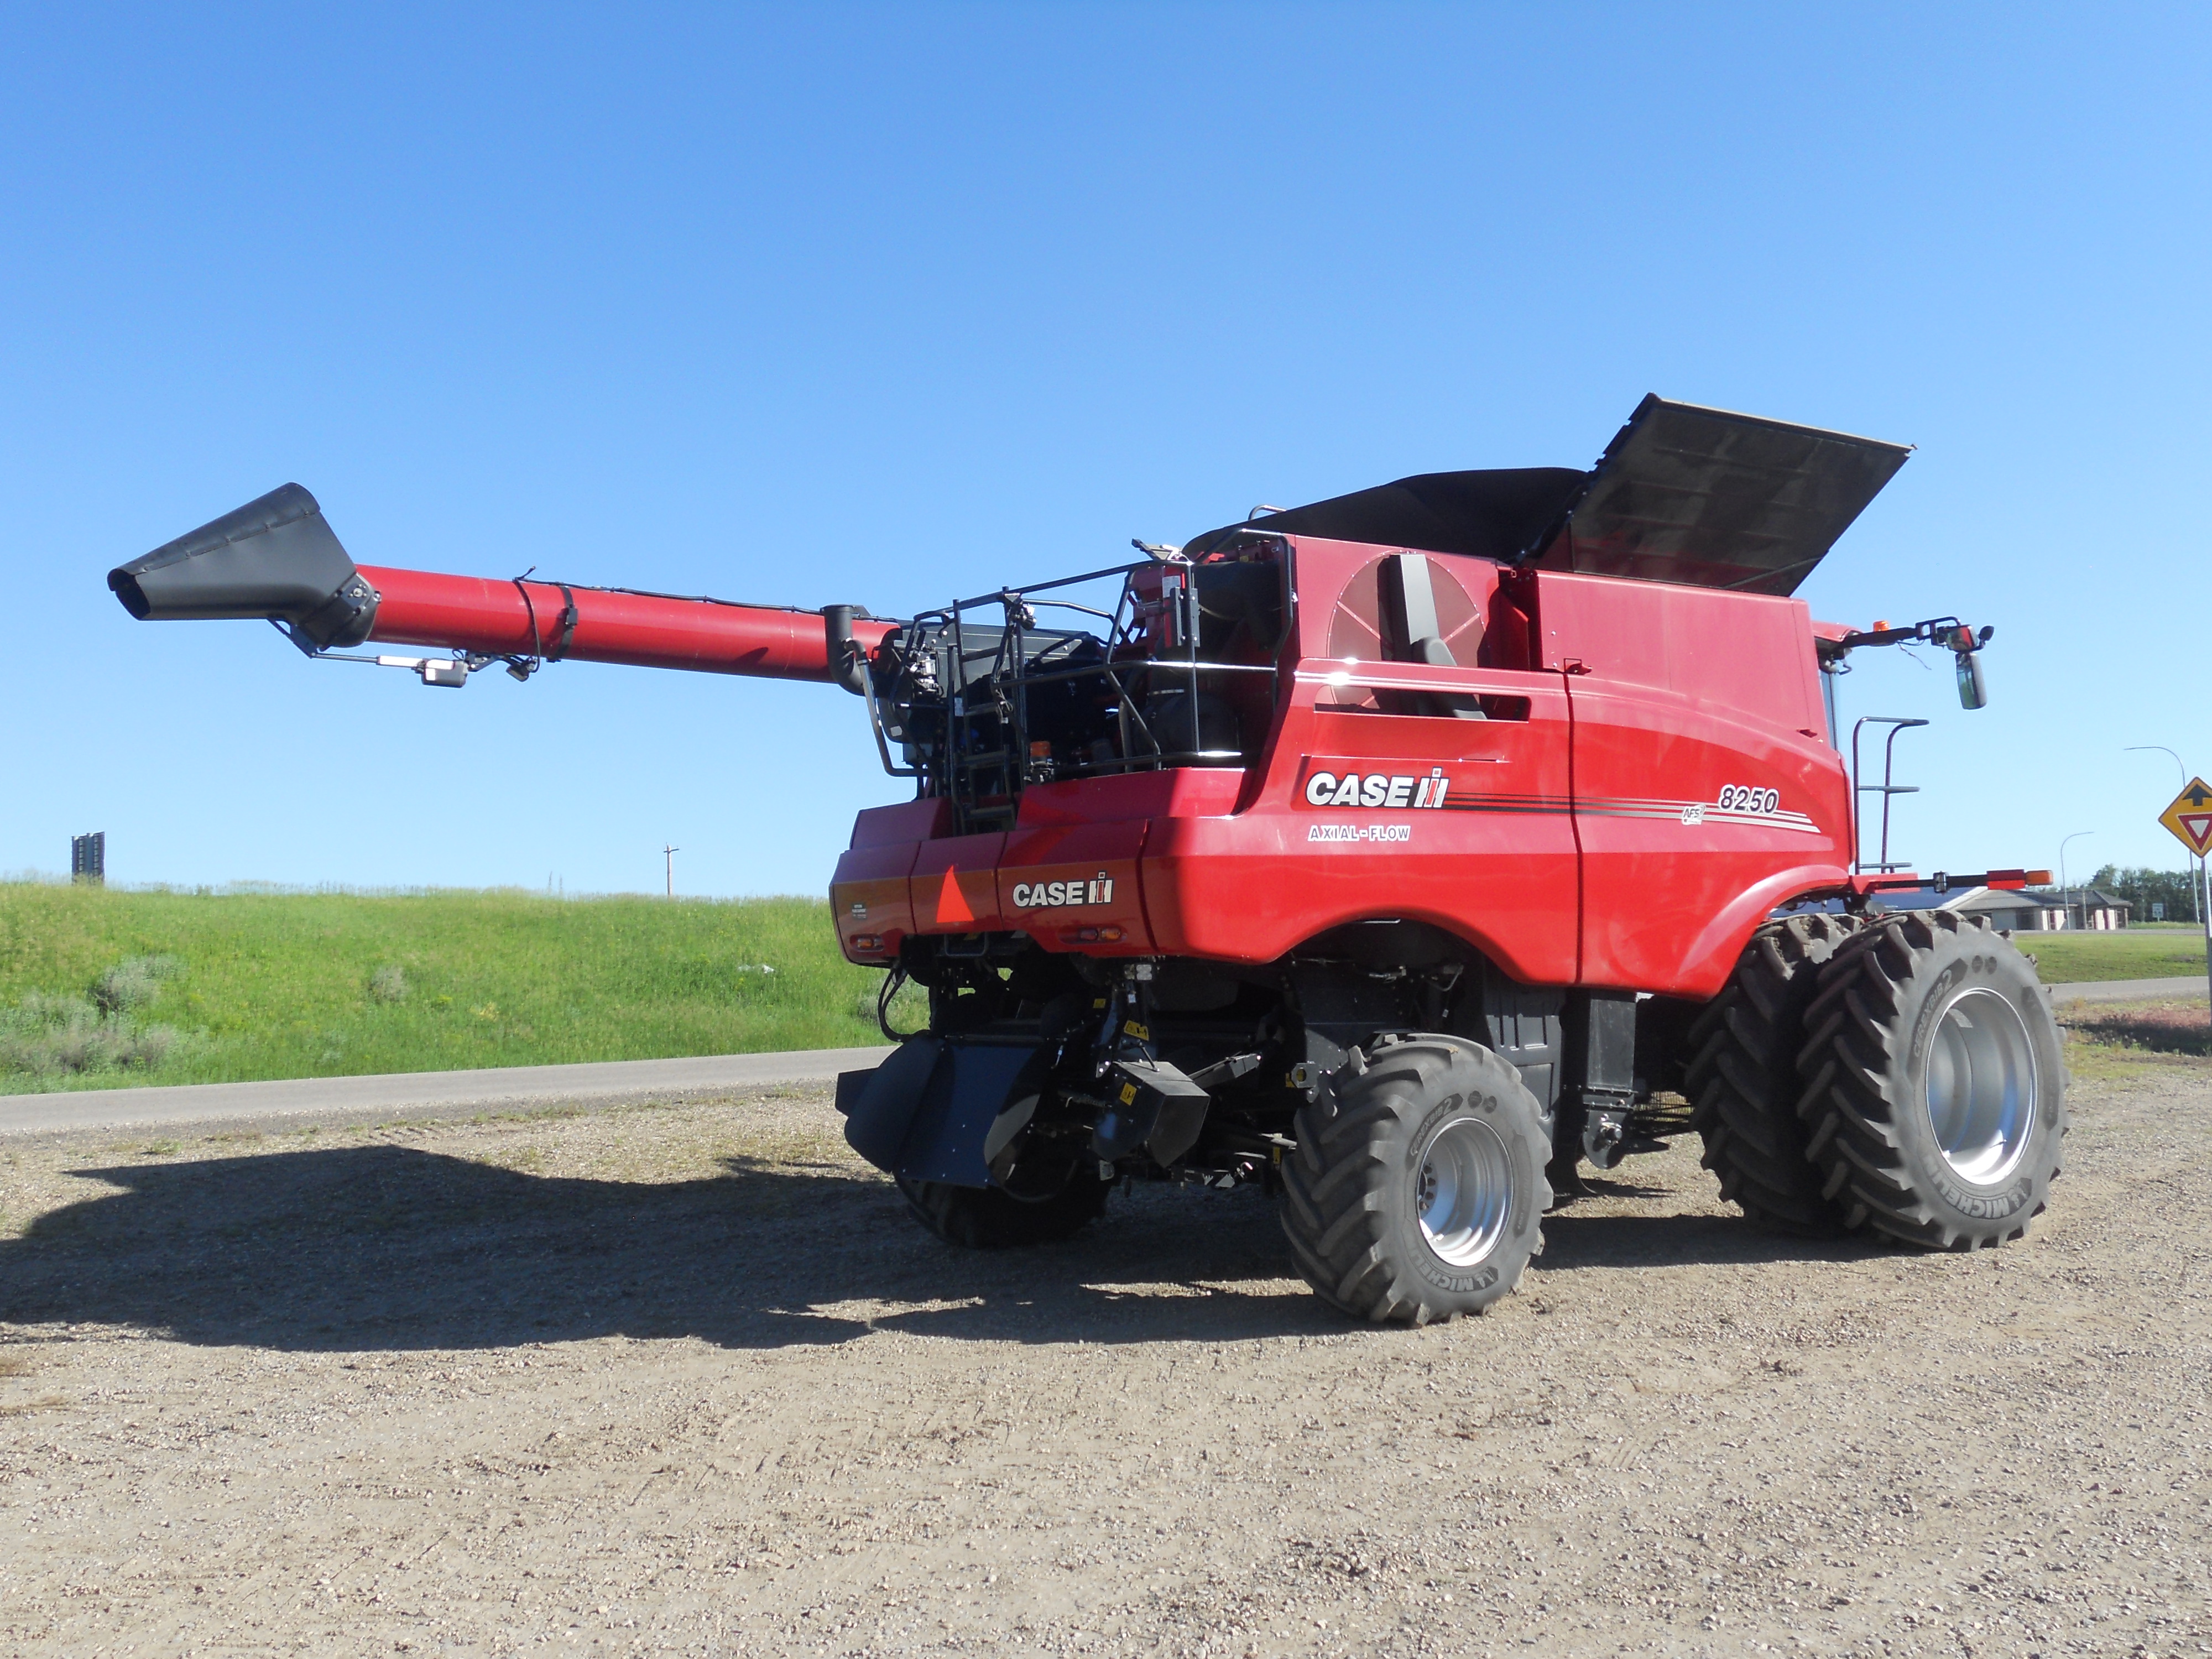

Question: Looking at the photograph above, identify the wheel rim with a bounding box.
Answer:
[1923,986,2039,1185]
[1415,1115,1513,1267]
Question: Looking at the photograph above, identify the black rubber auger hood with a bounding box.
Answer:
[108,483,379,650]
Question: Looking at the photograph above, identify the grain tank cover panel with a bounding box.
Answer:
[1184,467,1587,564]
[1529,397,1911,597]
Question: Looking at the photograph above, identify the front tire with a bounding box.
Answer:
[1797,911,2066,1249]
[1685,912,1860,1232]
[1281,1035,1551,1324]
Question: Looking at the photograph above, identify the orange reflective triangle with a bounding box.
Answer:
[935,865,975,926]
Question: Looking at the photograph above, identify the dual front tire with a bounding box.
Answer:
[1798,910,2065,1248]
[1686,912,1861,1232]
[1696,909,2065,1249]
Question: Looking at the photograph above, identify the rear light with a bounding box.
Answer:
[1074,925,1125,943]
[852,934,883,951]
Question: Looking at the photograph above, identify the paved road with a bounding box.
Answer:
[2044,974,2210,1004]
[0,1046,894,1138]
[0,972,2199,1138]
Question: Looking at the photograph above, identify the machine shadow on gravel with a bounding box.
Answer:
[0,1140,1872,1352]
[0,1143,1338,1352]
[1537,1209,1887,1270]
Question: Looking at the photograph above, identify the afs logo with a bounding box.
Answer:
[1011,872,1115,910]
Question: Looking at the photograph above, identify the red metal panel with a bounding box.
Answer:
[1535,571,1827,737]
[910,834,1011,935]
[1565,684,1851,995]
[831,842,920,963]
[1140,662,1580,983]
[1015,769,1244,828]
[1538,571,1853,997]
[831,801,951,963]
[849,798,952,848]
[998,821,1154,950]
[1129,537,1580,978]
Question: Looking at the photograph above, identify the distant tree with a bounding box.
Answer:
[2090,864,2201,924]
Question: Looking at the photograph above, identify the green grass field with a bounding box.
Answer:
[0,881,911,1095]
[2008,926,2212,984]
[8,878,2199,1096]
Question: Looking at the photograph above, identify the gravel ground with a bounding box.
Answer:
[1,1042,2208,1657]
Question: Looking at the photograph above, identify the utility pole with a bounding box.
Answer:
[663,845,679,898]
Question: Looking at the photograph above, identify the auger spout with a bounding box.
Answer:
[108,484,896,685]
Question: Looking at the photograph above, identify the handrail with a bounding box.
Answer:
[904,556,1285,828]
[1850,716,1929,873]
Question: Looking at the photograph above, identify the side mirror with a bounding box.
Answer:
[1955,649,1987,710]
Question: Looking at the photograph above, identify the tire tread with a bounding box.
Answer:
[1684,913,1860,1232]
[1280,1035,1550,1324]
[1796,909,2068,1250]
[898,1172,1109,1249]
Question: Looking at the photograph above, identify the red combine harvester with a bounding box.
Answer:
[109,397,2064,1324]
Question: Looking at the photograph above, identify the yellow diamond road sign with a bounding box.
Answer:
[2159,778,2212,858]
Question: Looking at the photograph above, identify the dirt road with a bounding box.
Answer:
[3,1047,2208,1656]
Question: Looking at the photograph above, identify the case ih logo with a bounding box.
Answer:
[1011,873,1115,909]
[1303,767,1451,810]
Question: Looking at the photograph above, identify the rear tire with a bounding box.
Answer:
[1686,912,1861,1232]
[896,1170,1110,1249]
[1797,910,2066,1249]
[1280,1034,1551,1324]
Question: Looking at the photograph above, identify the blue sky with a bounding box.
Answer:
[3,4,2206,897]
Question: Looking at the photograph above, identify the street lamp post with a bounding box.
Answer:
[2125,745,2187,790]
[2059,831,2094,932]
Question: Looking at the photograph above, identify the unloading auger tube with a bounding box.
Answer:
[106,397,2063,1328]
[106,483,896,688]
